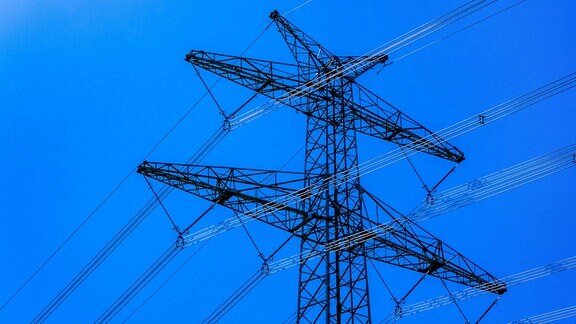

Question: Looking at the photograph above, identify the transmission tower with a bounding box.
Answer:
[138,10,506,322]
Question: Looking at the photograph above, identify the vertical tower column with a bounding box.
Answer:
[298,68,370,323]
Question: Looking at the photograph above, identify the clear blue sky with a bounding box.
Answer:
[1,0,575,322]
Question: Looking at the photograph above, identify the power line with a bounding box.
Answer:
[19,1,564,318]
[95,243,181,323]
[160,3,530,319]
[5,4,524,314]
[0,29,215,319]
[397,256,576,318]
[202,270,267,323]
[134,75,573,319]
[0,170,131,314]
[229,0,514,128]
[393,0,529,63]
[283,0,314,16]
[509,305,576,324]
[26,18,279,323]
[200,234,296,322]
[165,2,546,250]
[265,143,575,274]
[133,1,573,320]
[180,71,576,247]
[120,142,306,322]
[32,190,167,323]
[121,239,211,323]
[29,2,318,321]
[229,70,576,238]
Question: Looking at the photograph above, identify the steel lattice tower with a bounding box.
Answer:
[138,10,506,323]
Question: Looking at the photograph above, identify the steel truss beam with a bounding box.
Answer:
[358,190,506,294]
[185,53,464,162]
[138,162,326,235]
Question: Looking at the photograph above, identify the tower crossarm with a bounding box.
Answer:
[363,224,506,294]
[185,50,328,103]
[137,161,326,235]
[347,83,465,162]
[321,203,505,294]
[352,198,505,294]
[185,50,463,162]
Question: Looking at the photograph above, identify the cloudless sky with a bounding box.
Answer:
[1,0,575,323]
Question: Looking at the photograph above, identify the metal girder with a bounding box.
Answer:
[137,161,326,235]
[321,189,506,296]
[348,83,465,162]
[184,54,464,162]
[185,50,326,103]
[362,217,506,294]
